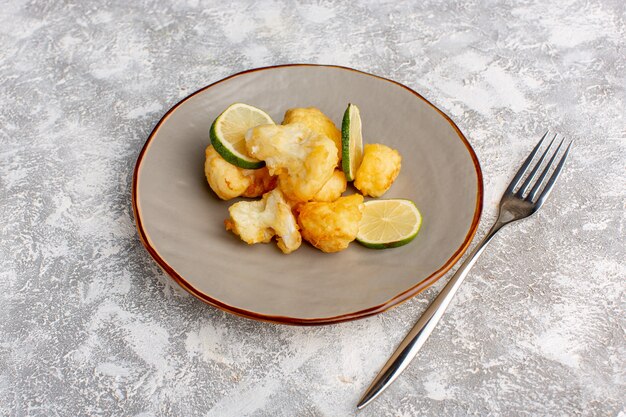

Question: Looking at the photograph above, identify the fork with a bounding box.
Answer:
[357,132,573,409]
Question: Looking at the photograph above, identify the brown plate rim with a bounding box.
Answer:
[131,63,484,326]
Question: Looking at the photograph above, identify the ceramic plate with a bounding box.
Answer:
[132,64,483,325]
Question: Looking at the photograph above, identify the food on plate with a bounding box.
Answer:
[356,199,422,249]
[210,103,274,169]
[245,123,338,203]
[312,170,347,202]
[282,107,342,161]
[354,143,402,197]
[297,194,364,253]
[225,188,301,254]
[205,145,276,200]
[242,167,278,198]
[341,103,364,181]
[207,102,420,254]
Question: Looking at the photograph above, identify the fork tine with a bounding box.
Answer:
[505,131,549,195]
[534,141,573,208]
[527,138,565,201]
[516,133,557,196]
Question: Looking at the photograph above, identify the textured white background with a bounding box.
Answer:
[1,0,625,416]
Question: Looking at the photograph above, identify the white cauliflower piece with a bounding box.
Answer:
[282,107,342,161]
[245,123,338,202]
[224,188,301,254]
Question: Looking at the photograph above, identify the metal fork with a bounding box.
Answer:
[357,132,573,409]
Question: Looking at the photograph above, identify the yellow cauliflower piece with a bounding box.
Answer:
[241,167,277,198]
[297,194,364,253]
[354,144,402,197]
[224,189,301,254]
[204,145,276,200]
[245,123,338,202]
[205,145,249,200]
[282,107,342,161]
[312,169,347,202]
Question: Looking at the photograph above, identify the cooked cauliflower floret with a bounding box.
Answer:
[241,166,277,198]
[312,169,347,202]
[224,188,301,254]
[354,144,402,197]
[297,194,364,253]
[282,107,342,161]
[204,145,276,200]
[245,124,338,202]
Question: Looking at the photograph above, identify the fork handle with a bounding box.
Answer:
[357,221,505,409]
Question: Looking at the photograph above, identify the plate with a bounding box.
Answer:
[132,64,483,325]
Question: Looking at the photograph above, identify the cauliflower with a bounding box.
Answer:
[354,144,402,197]
[297,194,364,253]
[204,145,276,200]
[282,107,342,161]
[240,166,277,198]
[312,169,347,202]
[245,124,338,202]
[224,188,301,254]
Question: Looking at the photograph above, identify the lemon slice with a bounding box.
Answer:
[210,103,274,169]
[357,199,422,249]
[341,103,364,181]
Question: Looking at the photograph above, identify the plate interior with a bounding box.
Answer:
[135,65,481,322]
